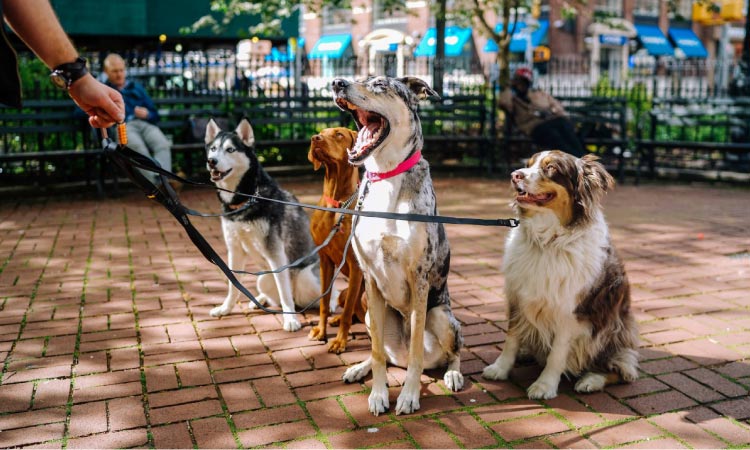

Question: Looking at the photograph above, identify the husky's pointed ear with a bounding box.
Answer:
[398,76,440,100]
[204,118,222,144]
[235,118,255,147]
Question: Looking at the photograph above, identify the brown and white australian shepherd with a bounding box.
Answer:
[483,150,639,400]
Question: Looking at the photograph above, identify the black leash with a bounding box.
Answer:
[102,131,519,315]
[104,136,337,314]
[106,139,520,228]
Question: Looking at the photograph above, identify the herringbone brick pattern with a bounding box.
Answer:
[1,177,749,448]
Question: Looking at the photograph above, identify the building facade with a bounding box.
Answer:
[301,0,748,86]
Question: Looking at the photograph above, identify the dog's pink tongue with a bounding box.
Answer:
[518,192,553,203]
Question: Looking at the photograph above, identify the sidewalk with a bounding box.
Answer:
[1,176,749,449]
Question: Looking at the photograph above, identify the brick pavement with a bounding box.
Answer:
[1,176,749,449]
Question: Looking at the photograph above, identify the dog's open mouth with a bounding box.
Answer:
[209,168,232,182]
[516,188,556,205]
[335,98,390,163]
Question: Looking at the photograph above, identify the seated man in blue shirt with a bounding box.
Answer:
[103,53,172,184]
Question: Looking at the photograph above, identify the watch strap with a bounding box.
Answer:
[51,57,88,89]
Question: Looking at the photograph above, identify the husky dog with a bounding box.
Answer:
[332,77,464,416]
[205,118,324,332]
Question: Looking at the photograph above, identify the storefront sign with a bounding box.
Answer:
[599,34,628,46]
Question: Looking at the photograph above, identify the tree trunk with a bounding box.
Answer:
[433,0,446,95]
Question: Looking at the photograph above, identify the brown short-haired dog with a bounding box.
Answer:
[308,127,367,353]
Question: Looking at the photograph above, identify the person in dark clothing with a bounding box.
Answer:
[1,0,123,127]
[499,67,585,157]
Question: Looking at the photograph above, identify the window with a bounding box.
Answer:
[671,0,694,20]
[634,0,660,16]
[373,0,407,25]
[594,0,623,17]
[323,6,352,29]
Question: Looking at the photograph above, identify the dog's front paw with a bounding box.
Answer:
[482,362,511,381]
[395,387,421,415]
[327,337,347,354]
[283,316,302,332]
[574,373,607,393]
[209,304,232,317]
[343,360,371,383]
[309,325,326,341]
[527,378,558,400]
[368,387,390,416]
[444,370,464,391]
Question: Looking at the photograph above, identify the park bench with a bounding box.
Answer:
[152,95,227,177]
[0,99,107,195]
[419,95,493,172]
[230,95,351,168]
[636,97,750,182]
[501,96,630,180]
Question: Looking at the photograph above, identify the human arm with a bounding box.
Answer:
[547,93,567,117]
[132,84,160,123]
[2,0,124,127]
[498,88,513,113]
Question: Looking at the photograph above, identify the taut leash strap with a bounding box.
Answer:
[104,137,361,314]
[103,133,520,228]
[104,138,293,314]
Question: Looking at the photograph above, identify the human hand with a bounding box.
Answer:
[134,106,150,120]
[68,74,125,128]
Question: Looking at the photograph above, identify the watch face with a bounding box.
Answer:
[50,73,68,89]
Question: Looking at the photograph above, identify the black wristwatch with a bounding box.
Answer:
[50,57,89,90]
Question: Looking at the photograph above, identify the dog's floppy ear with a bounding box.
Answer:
[308,136,322,171]
[581,154,615,193]
[235,118,255,148]
[575,154,615,220]
[398,76,440,100]
[204,118,222,144]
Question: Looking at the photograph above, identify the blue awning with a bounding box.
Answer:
[414,26,473,57]
[308,34,352,59]
[265,47,292,62]
[483,20,549,53]
[668,28,708,58]
[635,24,674,56]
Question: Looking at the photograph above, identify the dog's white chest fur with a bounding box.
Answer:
[221,217,270,262]
[353,179,424,311]
[504,212,609,316]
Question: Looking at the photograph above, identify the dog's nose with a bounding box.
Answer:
[332,78,349,91]
[207,158,218,168]
[313,134,323,141]
[511,170,525,183]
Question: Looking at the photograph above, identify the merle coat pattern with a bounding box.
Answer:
[332,76,464,416]
[205,118,324,332]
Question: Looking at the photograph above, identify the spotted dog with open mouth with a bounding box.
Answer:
[483,150,639,399]
[332,76,464,416]
[205,118,331,332]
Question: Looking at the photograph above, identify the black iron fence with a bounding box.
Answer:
[3,49,750,193]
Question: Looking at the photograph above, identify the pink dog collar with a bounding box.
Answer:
[366,150,422,182]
